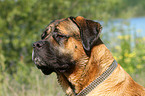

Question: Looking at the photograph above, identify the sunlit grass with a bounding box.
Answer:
[1,68,144,96]
[1,68,65,96]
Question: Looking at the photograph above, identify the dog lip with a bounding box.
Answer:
[32,56,51,70]
[32,50,34,61]
[36,65,47,69]
[57,68,67,73]
[33,57,40,65]
[32,53,47,69]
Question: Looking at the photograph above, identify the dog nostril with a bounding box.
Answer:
[36,43,42,48]
[33,41,44,48]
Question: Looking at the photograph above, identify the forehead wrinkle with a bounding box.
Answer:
[41,19,68,39]
[57,19,80,36]
[45,18,67,34]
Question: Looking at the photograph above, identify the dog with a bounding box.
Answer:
[32,16,145,96]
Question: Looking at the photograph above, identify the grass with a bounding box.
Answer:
[1,68,65,96]
[131,70,145,87]
[1,66,145,96]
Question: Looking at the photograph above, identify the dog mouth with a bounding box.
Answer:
[32,50,75,75]
[32,50,55,75]
[32,50,44,68]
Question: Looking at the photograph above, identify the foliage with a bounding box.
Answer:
[103,21,145,74]
[0,0,145,95]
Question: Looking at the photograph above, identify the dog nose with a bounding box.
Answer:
[33,41,44,48]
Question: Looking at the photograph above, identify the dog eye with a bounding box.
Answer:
[56,34,68,40]
[53,33,69,43]
[57,34,67,39]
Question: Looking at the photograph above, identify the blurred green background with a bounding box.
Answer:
[0,0,145,96]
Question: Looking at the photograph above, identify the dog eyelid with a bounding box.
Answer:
[52,32,70,45]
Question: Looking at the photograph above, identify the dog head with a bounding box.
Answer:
[32,16,102,75]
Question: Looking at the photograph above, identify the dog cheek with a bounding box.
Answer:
[72,43,86,60]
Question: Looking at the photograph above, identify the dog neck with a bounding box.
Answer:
[57,39,115,96]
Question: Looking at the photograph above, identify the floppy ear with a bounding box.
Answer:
[69,16,102,56]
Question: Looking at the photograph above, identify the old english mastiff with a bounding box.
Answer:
[32,16,145,96]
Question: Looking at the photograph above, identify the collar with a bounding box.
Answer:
[76,60,118,96]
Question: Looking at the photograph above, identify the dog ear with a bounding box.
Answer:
[69,16,102,56]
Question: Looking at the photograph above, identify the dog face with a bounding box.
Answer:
[32,16,102,75]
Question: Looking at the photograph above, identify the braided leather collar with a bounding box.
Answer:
[76,60,118,96]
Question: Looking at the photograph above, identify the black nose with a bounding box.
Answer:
[33,41,45,48]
